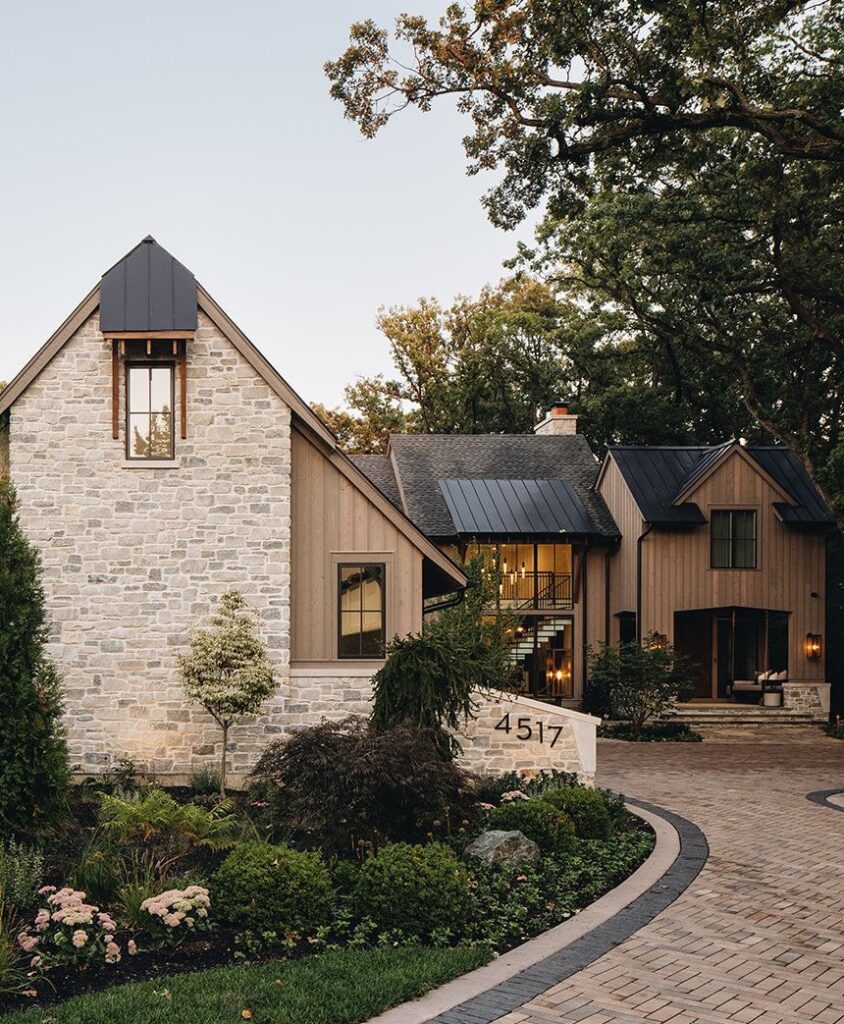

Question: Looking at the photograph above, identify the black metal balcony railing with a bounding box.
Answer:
[498,572,573,610]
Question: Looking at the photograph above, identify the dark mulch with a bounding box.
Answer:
[0,935,245,1014]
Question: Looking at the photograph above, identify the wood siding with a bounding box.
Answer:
[598,458,644,641]
[600,449,826,683]
[290,426,424,664]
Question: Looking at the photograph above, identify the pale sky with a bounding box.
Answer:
[0,1,532,407]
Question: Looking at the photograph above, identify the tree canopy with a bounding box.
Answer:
[327,0,844,529]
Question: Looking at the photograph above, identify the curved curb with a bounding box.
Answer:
[365,798,708,1024]
[807,789,844,812]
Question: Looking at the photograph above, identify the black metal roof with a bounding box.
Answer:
[352,434,618,540]
[439,479,593,536]
[609,443,832,527]
[100,236,198,333]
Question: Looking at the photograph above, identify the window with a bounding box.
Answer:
[711,510,757,568]
[126,364,174,459]
[618,612,637,644]
[338,564,385,658]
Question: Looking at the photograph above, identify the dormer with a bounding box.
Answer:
[100,237,197,462]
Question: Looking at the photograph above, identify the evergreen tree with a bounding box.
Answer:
[0,479,69,836]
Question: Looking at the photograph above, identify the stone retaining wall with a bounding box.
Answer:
[782,681,830,720]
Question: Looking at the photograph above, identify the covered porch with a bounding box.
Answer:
[674,606,790,703]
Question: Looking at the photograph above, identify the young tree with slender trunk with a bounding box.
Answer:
[179,590,276,795]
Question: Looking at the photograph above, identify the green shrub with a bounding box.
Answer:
[599,721,702,742]
[99,788,239,879]
[253,717,476,856]
[539,788,612,840]
[484,800,576,856]
[0,840,44,914]
[190,766,222,797]
[0,483,69,838]
[473,769,579,805]
[70,834,124,905]
[352,843,471,940]
[212,841,334,936]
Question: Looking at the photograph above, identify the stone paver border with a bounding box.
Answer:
[806,787,844,811]
[365,799,708,1024]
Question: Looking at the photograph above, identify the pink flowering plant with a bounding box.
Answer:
[139,885,210,948]
[18,886,121,971]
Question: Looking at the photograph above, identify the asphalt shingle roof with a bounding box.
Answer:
[348,454,403,508]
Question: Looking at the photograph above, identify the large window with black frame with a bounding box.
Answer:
[510,615,574,701]
[338,563,386,658]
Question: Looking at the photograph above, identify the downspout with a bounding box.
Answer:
[604,536,621,644]
[636,524,654,642]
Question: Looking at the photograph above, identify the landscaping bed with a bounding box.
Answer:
[0,728,653,1019]
[599,721,703,742]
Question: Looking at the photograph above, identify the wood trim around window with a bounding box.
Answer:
[124,361,176,461]
[336,562,387,660]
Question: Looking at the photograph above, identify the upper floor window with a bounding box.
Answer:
[711,510,757,569]
[126,364,174,460]
[338,564,385,658]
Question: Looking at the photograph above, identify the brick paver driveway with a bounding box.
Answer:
[496,729,844,1024]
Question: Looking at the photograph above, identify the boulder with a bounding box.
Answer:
[464,829,540,867]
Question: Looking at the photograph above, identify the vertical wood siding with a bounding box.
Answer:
[598,458,644,640]
[640,450,825,682]
[291,427,423,663]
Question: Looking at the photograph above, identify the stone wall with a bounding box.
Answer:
[456,691,599,784]
[10,310,292,777]
[782,681,831,720]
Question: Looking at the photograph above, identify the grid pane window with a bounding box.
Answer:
[711,510,757,569]
[339,564,385,658]
[127,365,174,459]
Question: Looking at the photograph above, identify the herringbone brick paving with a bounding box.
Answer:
[492,729,844,1024]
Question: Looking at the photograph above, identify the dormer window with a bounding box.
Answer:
[126,363,175,460]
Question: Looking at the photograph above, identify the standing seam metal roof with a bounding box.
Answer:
[100,236,198,333]
[439,478,594,535]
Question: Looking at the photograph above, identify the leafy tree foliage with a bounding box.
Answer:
[0,479,69,837]
[371,559,517,754]
[316,276,753,454]
[585,634,694,735]
[327,1,844,528]
[179,590,276,795]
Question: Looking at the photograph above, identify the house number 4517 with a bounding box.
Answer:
[494,713,564,747]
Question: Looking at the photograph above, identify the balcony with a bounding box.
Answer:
[499,571,573,610]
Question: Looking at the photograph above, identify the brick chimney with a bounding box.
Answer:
[534,401,578,436]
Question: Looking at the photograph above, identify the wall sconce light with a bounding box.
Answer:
[805,633,822,661]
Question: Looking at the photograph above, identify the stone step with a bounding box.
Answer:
[666,705,823,727]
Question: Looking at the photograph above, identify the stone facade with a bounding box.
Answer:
[10,310,292,777]
[7,305,599,786]
[782,681,831,720]
[456,691,599,784]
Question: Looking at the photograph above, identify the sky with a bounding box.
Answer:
[0,1,533,407]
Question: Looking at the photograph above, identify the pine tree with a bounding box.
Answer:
[179,590,276,795]
[0,479,69,836]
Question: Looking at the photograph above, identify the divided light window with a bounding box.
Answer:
[126,364,175,460]
[338,564,386,658]
[710,510,757,569]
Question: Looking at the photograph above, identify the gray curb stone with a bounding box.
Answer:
[428,797,709,1024]
[806,788,844,812]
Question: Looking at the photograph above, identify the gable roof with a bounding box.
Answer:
[353,433,619,540]
[0,240,467,596]
[605,443,832,527]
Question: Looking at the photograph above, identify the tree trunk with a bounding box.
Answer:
[220,721,229,797]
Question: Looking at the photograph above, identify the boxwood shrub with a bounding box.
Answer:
[484,799,576,856]
[352,842,471,940]
[539,787,612,840]
[212,841,334,935]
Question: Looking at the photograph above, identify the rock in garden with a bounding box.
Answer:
[464,829,540,867]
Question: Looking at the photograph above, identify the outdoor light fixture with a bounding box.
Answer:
[805,633,822,660]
